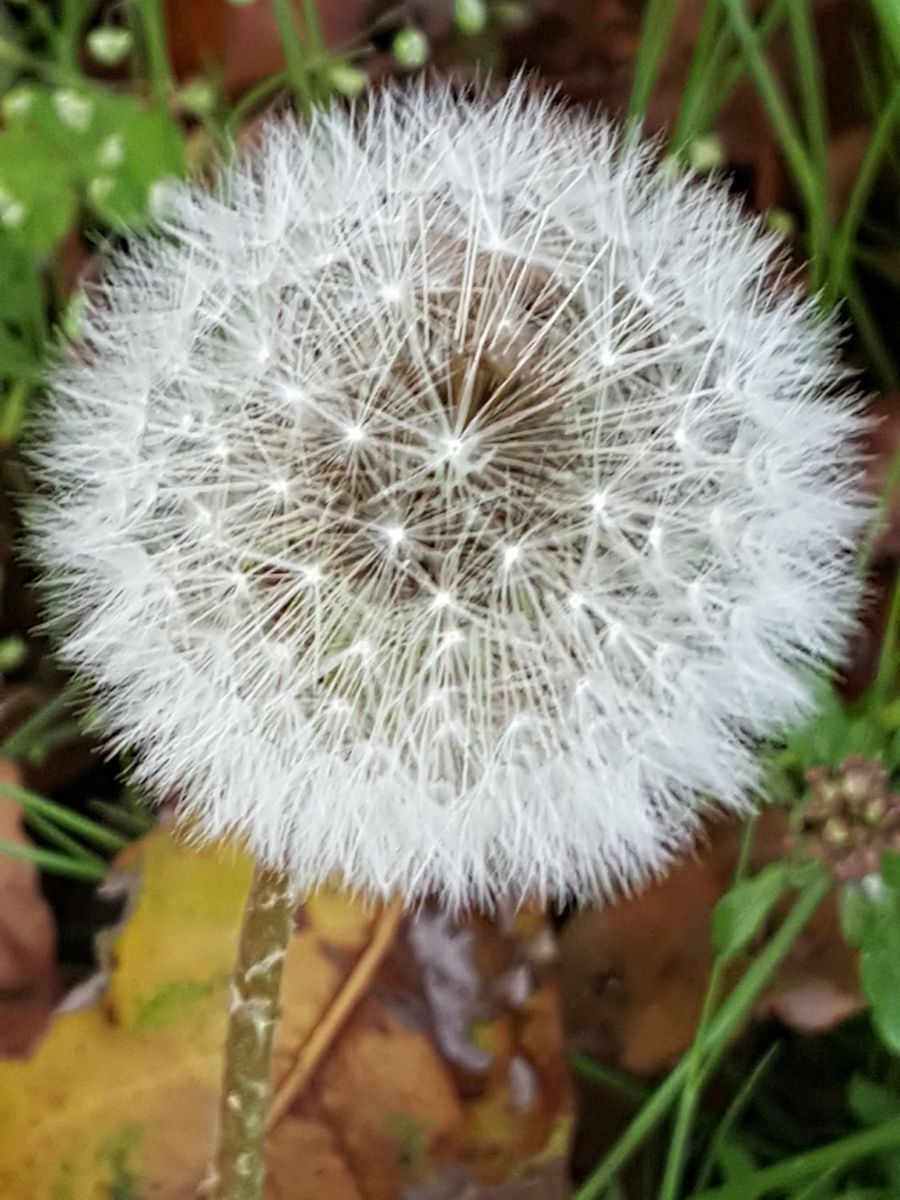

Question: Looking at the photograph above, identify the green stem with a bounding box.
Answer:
[270,0,314,120]
[826,83,900,304]
[573,867,831,1200]
[719,0,823,275]
[0,838,104,881]
[843,272,900,391]
[659,818,759,1200]
[23,808,106,869]
[131,0,173,108]
[786,0,830,287]
[628,0,684,126]
[0,781,128,852]
[569,1051,651,1105]
[694,1044,781,1191]
[872,567,900,707]
[0,689,77,758]
[687,1114,900,1200]
[210,863,294,1200]
[671,0,726,149]
[0,35,76,84]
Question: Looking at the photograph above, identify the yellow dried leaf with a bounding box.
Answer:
[0,828,251,1199]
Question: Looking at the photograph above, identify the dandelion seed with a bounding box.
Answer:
[27,80,868,909]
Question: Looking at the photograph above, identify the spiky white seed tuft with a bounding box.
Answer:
[27,81,868,909]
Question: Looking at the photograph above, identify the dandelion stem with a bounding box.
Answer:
[211,863,294,1200]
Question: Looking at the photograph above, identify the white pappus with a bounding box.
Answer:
[27,80,868,909]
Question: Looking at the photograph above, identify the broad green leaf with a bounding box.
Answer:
[1,85,185,232]
[0,127,77,251]
[713,862,787,958]
[860,914,900,1053]
[0,236,42,324]
[847,1075,900,1127]
[881,851,900,890]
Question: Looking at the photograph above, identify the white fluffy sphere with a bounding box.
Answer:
[29,81,867,907]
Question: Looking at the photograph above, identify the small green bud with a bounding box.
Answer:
[455,0,488,35]
[687,134,725,174]
[0,637,26,673]
[328,63,368,97]
[179,80,217,116]
[87,26,133,66]
[393,26,429,69]
[766,208,795,236]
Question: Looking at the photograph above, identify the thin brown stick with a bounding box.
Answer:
[265,896,405,1133]
[210,863,294,1200]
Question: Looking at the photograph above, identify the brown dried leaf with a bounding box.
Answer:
[0,829,571,1199]
[0,758,59,1059]
[561,812,862,1077]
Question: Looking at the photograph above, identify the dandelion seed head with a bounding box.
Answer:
[28,80,868,908]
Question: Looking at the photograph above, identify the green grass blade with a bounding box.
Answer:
[0,781,128,852]
[826,83,900,303]
[628,0,684,125]
[0,838,105,881]
[22,808,106,869]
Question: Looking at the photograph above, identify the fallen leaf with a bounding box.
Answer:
[0,757,59,1058]
[0,827,251,1198]
[560,811,862,1077]
[0,829,572,1199]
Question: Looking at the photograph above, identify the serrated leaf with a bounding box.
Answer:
[713,862,787,959]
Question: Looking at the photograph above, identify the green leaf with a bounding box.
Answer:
[882,852,900,890]
[847,1075,900,1127]
[0,326,41,382]
[861,914,900,1053]
[1,85,185,232]
[0,236,42,324]
[841,884,876,948]
[0,126,77,251]
[713,862,787,958]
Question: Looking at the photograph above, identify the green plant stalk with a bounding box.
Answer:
[714,0,791,116]
[628,0,684,125]
[687,1114,900,1200]
[787,0,829,190]
[679,0,793,154]
[671,0,726,150]
[858,449,900,573]
[573,867,831,1200]
[270,0,315,120]
[659,817,759,1200]
[872,567,900,708]
[0,690,77,758]
[0,838,104,881]
[694,1044,781,1191]
[569,1051,651,1105]
[226,72,289,138]
[210,863,294,1200]
[0,781,128,852]
[132,0,173,107]
[843,272,900,392]
[719,0,826,282]
[0,35,77,85]
[826,83,900,303]
[23,808,106,869]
